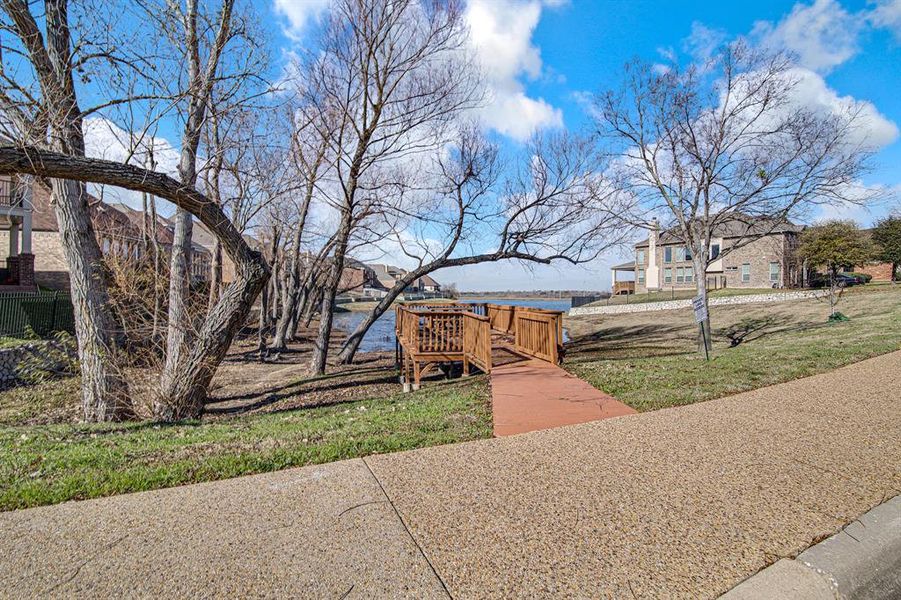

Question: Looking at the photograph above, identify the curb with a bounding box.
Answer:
[721,495,901,599]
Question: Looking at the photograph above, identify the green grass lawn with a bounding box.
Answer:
[0,377,491,511]
[566,285,901,412]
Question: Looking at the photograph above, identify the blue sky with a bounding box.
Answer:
[80,0,898,291]
[265,0,901,291]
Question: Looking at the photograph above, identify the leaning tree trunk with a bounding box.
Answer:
[309,210,352,375]
[337,264,435,364]
[158,261,269,417]
[0,146,270,421]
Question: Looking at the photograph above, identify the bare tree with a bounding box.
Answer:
[0,0,132,420]
[0,145,270,415]
[152,0,245,417]
[270,112,331,351]
[337,128,628,364]
[594,42,878,354]
[295,0,481,375]
[1,0,272,420]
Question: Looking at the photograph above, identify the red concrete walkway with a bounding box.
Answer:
[489,354,637,436]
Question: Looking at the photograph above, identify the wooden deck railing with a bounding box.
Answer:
[462,312,491,374]
[486,303,515,333]
[396,302,564,389]
[485,304,563,361]
[513,310,561,363]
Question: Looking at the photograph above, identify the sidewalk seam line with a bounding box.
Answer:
[361,457,454,600]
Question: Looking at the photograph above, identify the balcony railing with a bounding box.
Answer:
[0,179,24,207]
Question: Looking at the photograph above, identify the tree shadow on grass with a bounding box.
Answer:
[205,372,471,418]
[715,315,825,347]
[567,323,692,358]
[207,365,391,403]
[204,365,400,416]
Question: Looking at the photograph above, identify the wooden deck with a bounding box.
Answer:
[395,303,564,390]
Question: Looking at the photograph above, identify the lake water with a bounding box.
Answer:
[332,298,571,353]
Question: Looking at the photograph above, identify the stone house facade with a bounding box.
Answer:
[612,216,805,293]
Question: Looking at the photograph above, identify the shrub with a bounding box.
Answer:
[844,272,872,283]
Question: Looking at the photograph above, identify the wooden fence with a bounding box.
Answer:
[0,291,75,337]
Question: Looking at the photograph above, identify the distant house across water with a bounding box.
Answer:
[361,263,443,299]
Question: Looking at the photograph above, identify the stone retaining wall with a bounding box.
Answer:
[568,290,824,316]
[0,339,77,388]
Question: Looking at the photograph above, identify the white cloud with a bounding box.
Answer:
[811,180,900,224]
[82,117,181,212]
[752,0,863,73]
[869,0,901,40]
[783,67,899,149]
[683,22,728,64]
[273,0,564,141]
[465,0,564,140]
[273,0,331,39]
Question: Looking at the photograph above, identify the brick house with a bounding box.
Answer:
[855,262,895,282]
[0,178,213,291]
[611,216,806,293]
[855,229,898,282]
[340,259,379,295]
[110,203,212,283]
[0,176,37,291]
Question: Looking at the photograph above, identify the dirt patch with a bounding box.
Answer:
[0,324,407,426]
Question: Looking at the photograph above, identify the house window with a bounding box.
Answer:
[676,267,685,283]
[638,268,645,284]
[741,263,751,283]
[102,238,111,254]
[769,262,781,283]
[684,246,692,261]
[664,267,672,284]
[685,266,694,283]
[710,243,720,260]
[664,247,672,263]
[637,249,645,264]
[675,247,685,262]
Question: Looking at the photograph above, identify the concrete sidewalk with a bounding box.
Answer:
[1,351,899,598]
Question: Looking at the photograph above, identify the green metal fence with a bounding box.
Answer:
[0,291,76,338]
